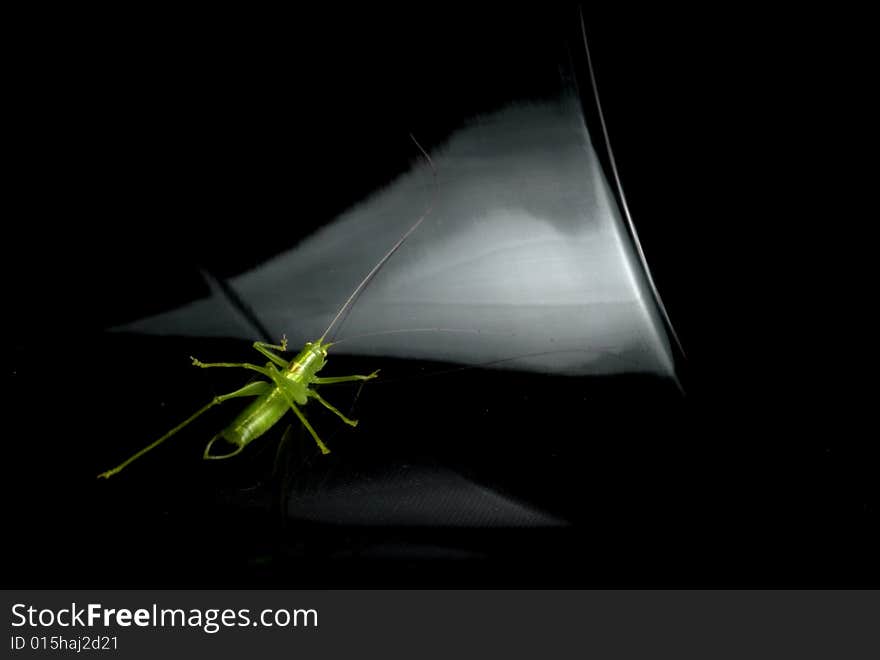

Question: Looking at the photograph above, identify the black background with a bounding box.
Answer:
[5,6,874,587]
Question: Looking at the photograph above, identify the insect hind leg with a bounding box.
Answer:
[96,381,271,479]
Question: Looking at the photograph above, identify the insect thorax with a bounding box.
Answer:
[285,340,329,380]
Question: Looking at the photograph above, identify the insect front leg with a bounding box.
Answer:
[252,337,290,368]
[190,357,273,377]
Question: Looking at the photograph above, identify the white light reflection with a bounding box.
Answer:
[118,98,677,379]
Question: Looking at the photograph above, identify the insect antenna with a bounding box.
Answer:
[319,134,438,344]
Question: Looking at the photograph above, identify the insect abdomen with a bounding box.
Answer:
[221,389,289,449]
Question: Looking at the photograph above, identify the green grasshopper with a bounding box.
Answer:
[98,137,435,479]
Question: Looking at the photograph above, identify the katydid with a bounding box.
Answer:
[97,136,436,479]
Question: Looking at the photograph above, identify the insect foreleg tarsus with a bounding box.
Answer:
[96,380,273,479]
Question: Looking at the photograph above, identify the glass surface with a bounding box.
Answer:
[9,8,692,587]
